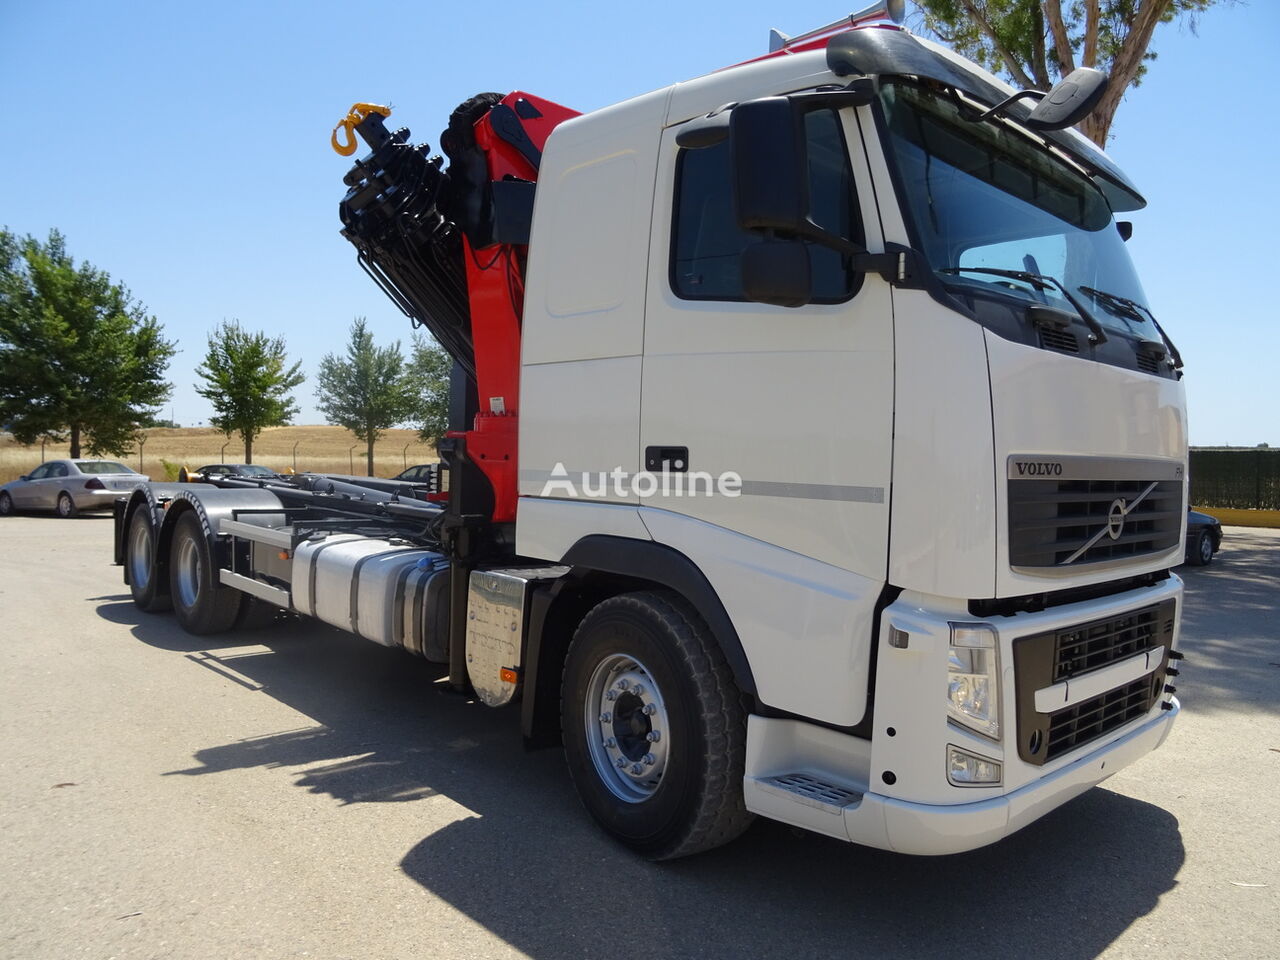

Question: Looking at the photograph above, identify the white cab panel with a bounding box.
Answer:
[885,289,997,599]
[515,497,650,562]
[639,508,882,727]
[522,88,669,366]
[519,356,642,504]
[987,332,1188,596]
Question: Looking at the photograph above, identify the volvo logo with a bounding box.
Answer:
[1059,480,1160,565]
[1013,461,1063,477]
[1107,499,1127,540]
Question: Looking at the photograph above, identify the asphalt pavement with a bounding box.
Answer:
[0,516,1276,959]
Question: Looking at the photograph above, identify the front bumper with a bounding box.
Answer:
[850,698,1178,854]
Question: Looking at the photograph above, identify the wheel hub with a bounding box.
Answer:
[585,655,670,802]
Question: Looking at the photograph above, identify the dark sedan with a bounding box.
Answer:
[1184,509,1223,566]
[181,463,281,482]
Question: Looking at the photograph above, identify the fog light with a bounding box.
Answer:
[947,745,1002,786]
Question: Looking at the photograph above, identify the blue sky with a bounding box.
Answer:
[1,1,1274,445]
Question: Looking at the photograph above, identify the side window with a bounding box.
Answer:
[671,108,862,302]
[51,463,69,477]
[28,464,51,480]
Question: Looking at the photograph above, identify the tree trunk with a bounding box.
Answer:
[245,433,253,464]
[70,424,81,459]
[366,434,375,476]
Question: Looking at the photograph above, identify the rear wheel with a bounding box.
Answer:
[561,590,753,860]
[168,511,242,634]
[56,492,77,518]
[126,508,170,612]
[0,492,12,516]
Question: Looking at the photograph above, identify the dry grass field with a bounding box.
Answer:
[0,425,438,484]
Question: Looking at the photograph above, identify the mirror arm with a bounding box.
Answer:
[780,221,923,287]
[968,89,1046,124]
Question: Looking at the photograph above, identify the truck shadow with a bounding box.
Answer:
[1177,527,1280,717]
[94,600,1186,960]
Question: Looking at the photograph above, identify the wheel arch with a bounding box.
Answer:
[520,535,757,748]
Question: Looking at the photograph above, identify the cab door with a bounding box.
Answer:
[639,105,894,579]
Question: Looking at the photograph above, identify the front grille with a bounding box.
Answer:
[1008,457,1184,568]
[1012,598,1176,765]
[1045,675,1160,761]
[1052,605,1169,682]
[1136,352,1161,374]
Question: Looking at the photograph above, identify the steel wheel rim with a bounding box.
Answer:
[174,535,202,609]
[129,518,152,590]
[1199,533,1213,564]
[584,653,670,803]
[57,495,72,517]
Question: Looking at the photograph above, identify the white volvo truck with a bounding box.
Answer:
[114,4,1188,859]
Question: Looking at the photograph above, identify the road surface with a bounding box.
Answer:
[0,517,1276,959]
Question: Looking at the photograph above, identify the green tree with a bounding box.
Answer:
[195,320,304,463]
[0,228,176,457]
[315,318,418,476]
[407,332,452,443]
[914,1,1224,145]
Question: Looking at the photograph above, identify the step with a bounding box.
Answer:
[754,773,864,816]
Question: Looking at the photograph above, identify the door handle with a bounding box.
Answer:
[645,446,688,473]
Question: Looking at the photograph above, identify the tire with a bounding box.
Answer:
[168,511,242,634]
[0,492,12,516]
[1187,529,1214,567]
[126,508,171,612]
[56,492,77,518]
[561,590,753,860]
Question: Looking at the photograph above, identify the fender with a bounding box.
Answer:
[117,484,183,576]
[559,535,758,698]
[155,487,287,582]
[519,535,759,748]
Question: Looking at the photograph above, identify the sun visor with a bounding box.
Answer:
[826,29,1146,212]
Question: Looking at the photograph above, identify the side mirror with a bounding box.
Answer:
[731,97,809,233]
[19,475,29,482]
[1116,220,1133,242]
[742,241,812,308]
[1027,68,1108,131]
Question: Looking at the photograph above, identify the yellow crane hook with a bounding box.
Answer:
[330,102,392,157]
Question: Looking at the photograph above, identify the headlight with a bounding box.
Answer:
[947,622,1000,740]
[947,745,1002,786]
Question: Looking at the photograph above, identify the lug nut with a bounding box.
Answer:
[616,758,627,768]
[605,690,618,701]
[1164,684,1177,694]
[631,763,643,774]
[646,731,660,742]
[643,703,657,716]
[617,679,629,690]
[1166,668,1179,677]
[632,684,644,696]
[643,754,656,766]
[605,737,617,748]
[600,712,612,723]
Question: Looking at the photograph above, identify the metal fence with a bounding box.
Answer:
[1189,449,1280,510]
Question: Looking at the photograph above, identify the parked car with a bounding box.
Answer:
[392,463,437,482]
[181,463,281,482]
[1185,509,1223,566]
[0,459,149,518]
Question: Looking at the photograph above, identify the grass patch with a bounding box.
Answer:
[1193,506,1280,529]
[0,425,438,484]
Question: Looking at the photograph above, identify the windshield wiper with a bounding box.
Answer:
[939,266,1108,344]
[1079,285,1183,369]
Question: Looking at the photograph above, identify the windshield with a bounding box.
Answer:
[239,465,275,476]
[76,461,132,474]
[879,81,1158,339]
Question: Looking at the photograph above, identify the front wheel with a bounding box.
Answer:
[561,590,753,860]
[56,492,77,518]
[0,492,13,516]
[168,511,242,634]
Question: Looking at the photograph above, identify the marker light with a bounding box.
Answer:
[947,623,1001,740]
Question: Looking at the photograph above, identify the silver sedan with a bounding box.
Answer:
[0,459,149,518]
